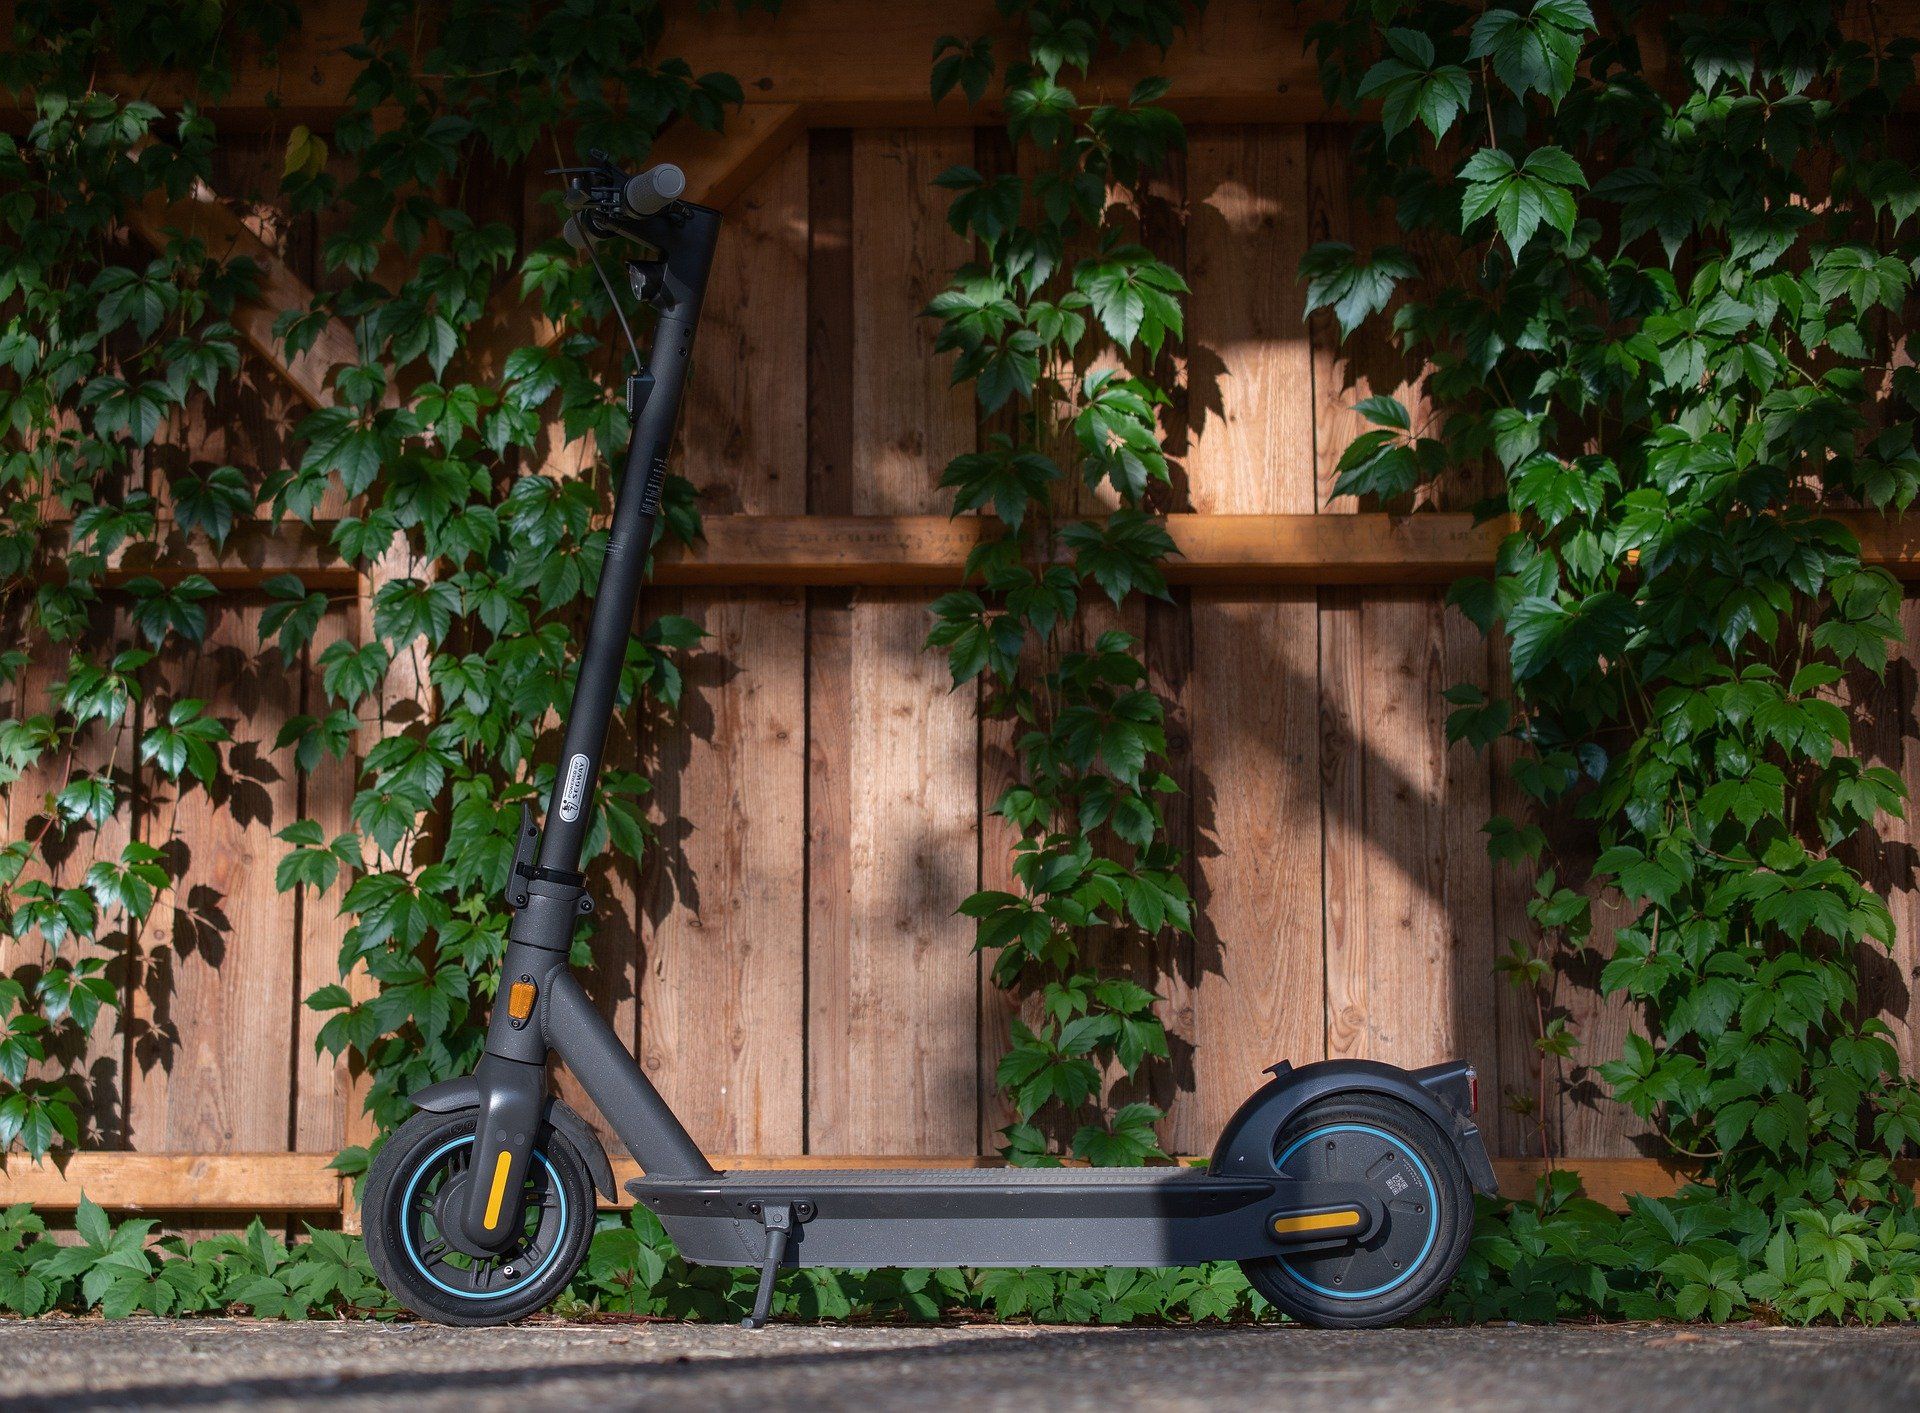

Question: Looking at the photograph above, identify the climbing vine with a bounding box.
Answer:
[0,0,754,1162]
[1308,0,1920,1321]
[925,0,1195,1164]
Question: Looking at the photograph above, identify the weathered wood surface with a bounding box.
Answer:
[806,130,980,1155]
[637,140,810,1157]
[43,0,1920,131]
[57,1,1337,127]
[68,510,1920,589]
[19,107,1920,1213]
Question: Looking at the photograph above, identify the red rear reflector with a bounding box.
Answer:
[1466,1067,1479,1115]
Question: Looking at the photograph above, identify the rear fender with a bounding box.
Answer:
[410,1076,618,1203]
[1209,1058,1499,1195]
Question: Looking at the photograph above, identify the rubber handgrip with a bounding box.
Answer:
[623,163,687,216]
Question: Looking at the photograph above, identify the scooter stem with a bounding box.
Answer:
[460,196,720,1252]
[534,304,693,876]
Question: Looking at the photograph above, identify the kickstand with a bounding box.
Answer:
[741,1204,792,1330]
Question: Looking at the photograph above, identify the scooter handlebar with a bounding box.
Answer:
[623,163,687,217]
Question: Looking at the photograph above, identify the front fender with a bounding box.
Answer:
[410,1077,618,1203]
[1209,1058,1499,1195]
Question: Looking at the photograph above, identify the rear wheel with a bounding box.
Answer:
[1239,1093,1472,1328]
[363,1107,594,1325]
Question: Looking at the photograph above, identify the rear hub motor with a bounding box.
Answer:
[1273,1122,1439,1301]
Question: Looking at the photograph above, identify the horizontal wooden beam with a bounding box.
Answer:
[24,0,1917,133]
[0,1152,346,1211]
[42,0,1337,129]
[61,510,1920,592]
[11,1151,1915,1215]
[658,513,1515,586]
[73,513,1502,591]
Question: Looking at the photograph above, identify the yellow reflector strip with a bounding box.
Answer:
[507,980,537,1020]
[482,1150,514,1229]
[1272,1209,1361,1235]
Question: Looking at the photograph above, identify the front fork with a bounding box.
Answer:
[458,870,590,1252]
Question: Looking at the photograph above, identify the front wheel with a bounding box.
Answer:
[363,1107,595,1325]
[1239,1092,1473,1328]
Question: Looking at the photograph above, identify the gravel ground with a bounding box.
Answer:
[2,1318,1917,1411]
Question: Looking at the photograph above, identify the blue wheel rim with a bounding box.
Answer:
[1275,1122,1439,1300]
[399,1136,569,1301]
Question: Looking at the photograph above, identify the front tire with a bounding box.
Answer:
[1239,1093,1473,1328]
[363,1107,595,1325]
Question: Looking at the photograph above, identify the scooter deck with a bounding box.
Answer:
[629,1165,1345,1268]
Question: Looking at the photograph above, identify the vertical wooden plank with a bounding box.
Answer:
[1886,600,1920,1081]
[1323,592,1498,1079]
[1307,119,1502,1120]
[1178,592,1324,1152]
[807,129,977,1154]
[1305,123,1465,513]
[291,604,358,1153]
[969,125,1021,1155]
[126,599,299,1152]
[637,142,809,1156]
[1145,589,1198,1139]
[845,129,975,510]
[1488,629,1646,1164]
[1186,125,1315,517]
[1488,631,1544,1161]
[1305,124,1360,516]
[0,613,135,1144]
[806,129,855,1156]
[1177,125,1325,1150]
[147,133,312,524]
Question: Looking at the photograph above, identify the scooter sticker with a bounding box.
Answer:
[558,753,590,821]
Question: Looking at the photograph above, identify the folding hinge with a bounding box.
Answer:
[504,802,539,910]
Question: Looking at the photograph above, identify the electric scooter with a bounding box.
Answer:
[360,155,1500,1331]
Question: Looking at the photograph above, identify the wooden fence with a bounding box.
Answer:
[7,0,1920,1221]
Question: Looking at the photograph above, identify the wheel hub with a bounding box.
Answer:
[396,1136,568,1302]
[429,1174,504,1260]
[1273,1123,1440,1301]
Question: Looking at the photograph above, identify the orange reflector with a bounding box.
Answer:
[507,980,537,1020]
[1271,1209,1362,1236]
[482,1150,514,1229]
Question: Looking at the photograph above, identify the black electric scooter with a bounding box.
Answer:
[360,156,1499,1331]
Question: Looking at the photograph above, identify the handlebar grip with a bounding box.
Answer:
[562,215,592,250]
[623,163,687,217]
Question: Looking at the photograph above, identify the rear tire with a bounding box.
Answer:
[1238,1093,1472,1328]
[363,1107,595,1326]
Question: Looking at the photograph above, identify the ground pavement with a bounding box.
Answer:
[2,1317,1917,1410]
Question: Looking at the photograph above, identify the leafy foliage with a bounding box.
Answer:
[0,1,748,1160]
[1448,1169,1920,1326]
[0,1195,1270,1325]
[1309,0,1920,1322]
[925,2,1194,1164]
[0,1199,387,1319]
